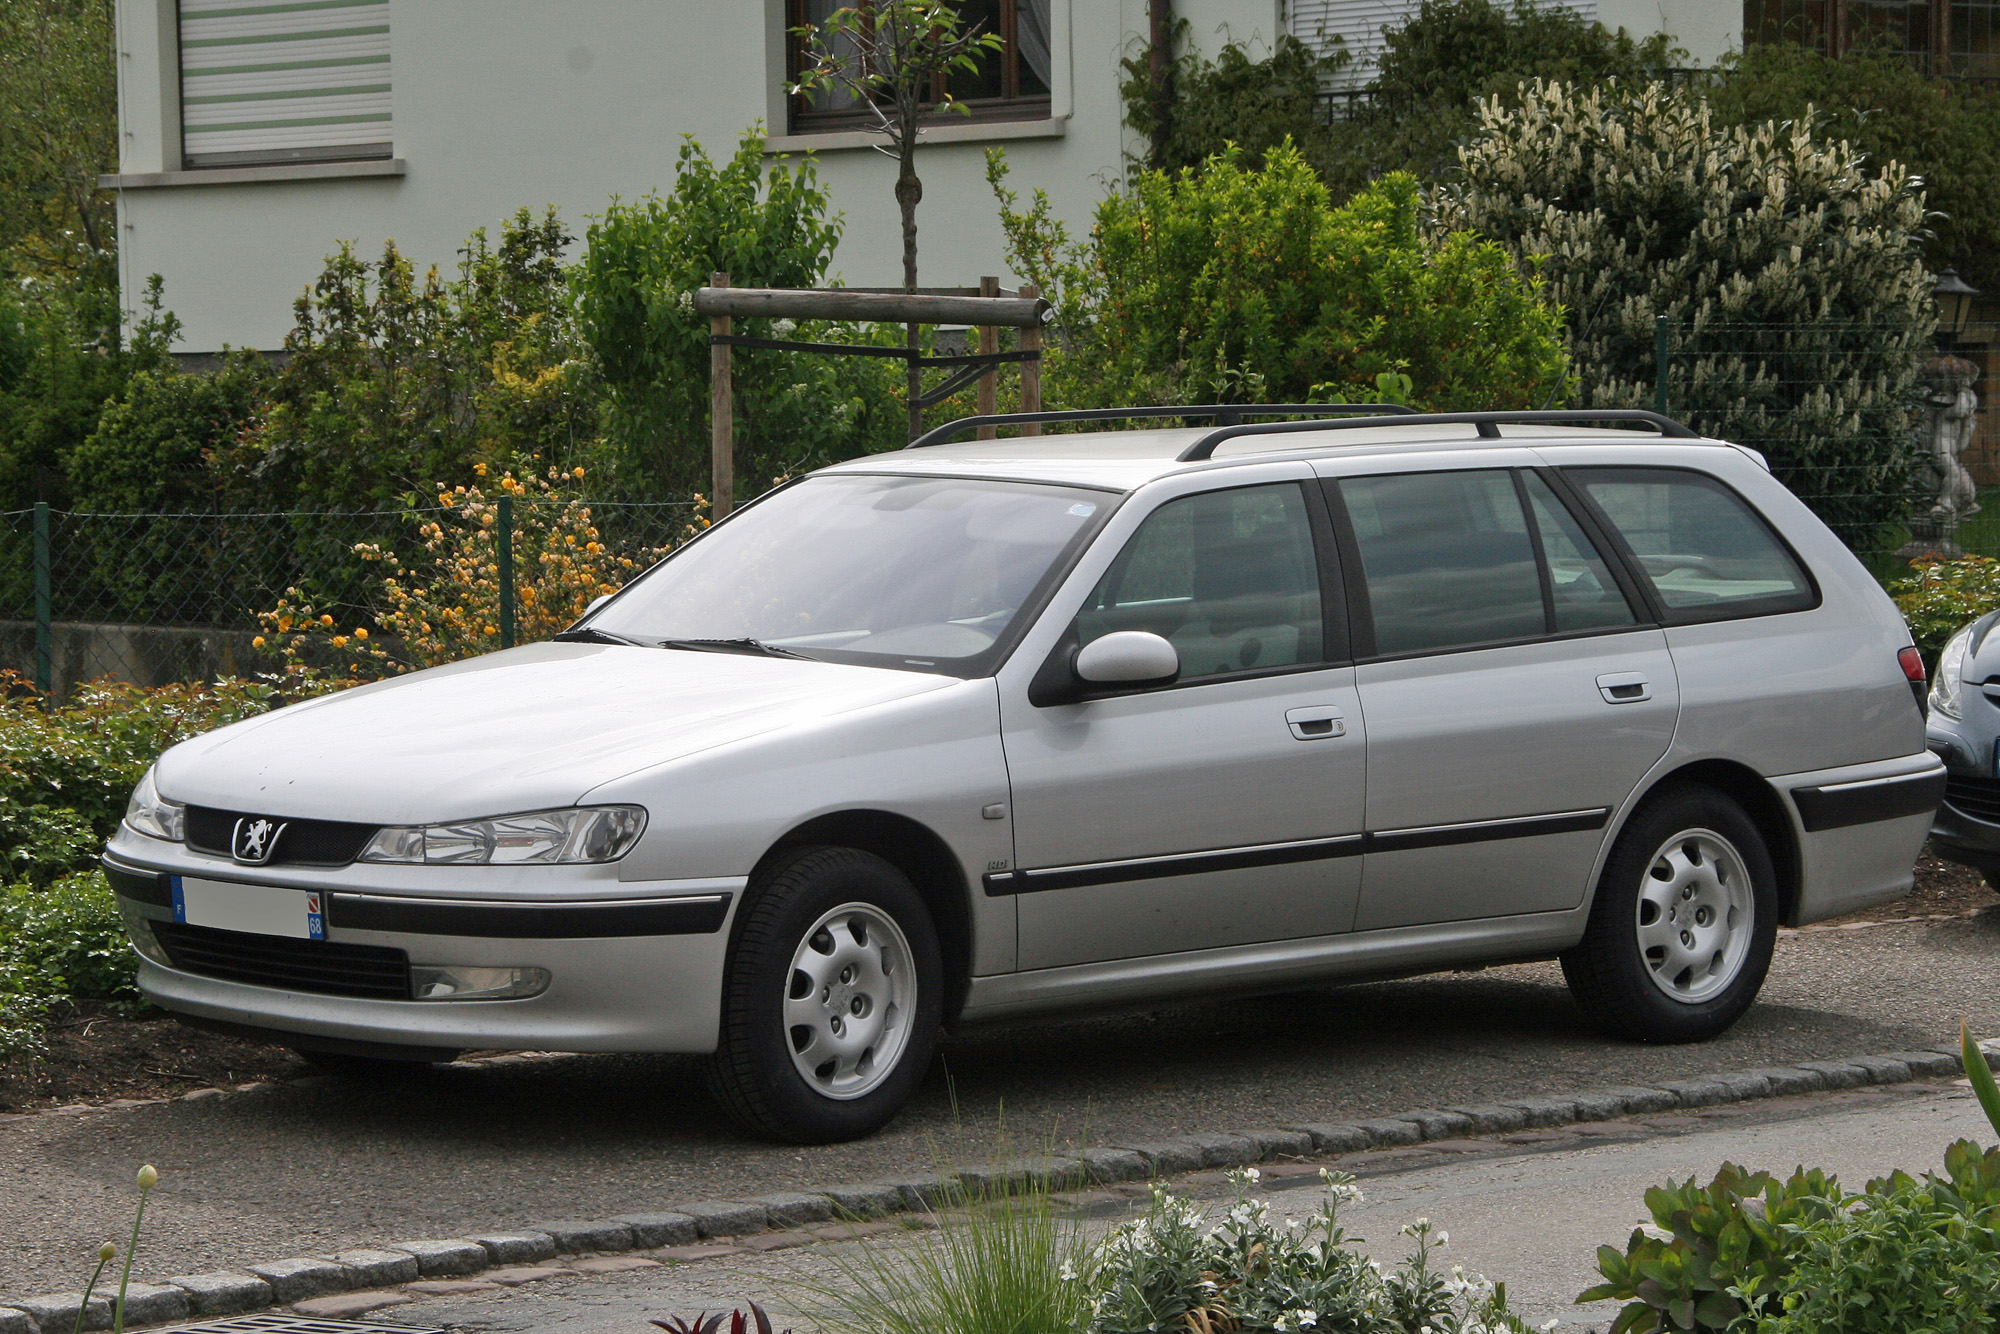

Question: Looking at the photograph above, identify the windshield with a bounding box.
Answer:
[588,474,1111,674]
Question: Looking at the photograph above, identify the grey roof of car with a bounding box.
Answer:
[816,422,1737,492]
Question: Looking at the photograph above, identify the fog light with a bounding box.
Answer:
[409,965,550,1001]
[117,901,172,968]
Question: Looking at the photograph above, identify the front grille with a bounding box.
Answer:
[185,806,378,867]
[152,921,411,1000]
[1944,773,2000,824]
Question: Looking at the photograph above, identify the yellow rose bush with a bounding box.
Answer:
[259,464,686,676]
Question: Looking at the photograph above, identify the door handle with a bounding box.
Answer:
[1286,705,1347,740]
[1596,671,1651,704]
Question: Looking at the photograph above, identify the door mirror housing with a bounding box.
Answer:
[1074,631,1179,688]
[584,593,614,617]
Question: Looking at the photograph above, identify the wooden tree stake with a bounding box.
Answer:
[1018,282,1043,434]
[709,270,733,520]
[976,275,1001,439]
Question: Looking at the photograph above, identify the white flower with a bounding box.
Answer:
[1244,1166,1261,1181]
[1297,1310,1317,1327]
[1057,1260,1077,1282]
[1540,1323,1560,1332]
[1435,1229,1449,1247]
[772,318,797,336]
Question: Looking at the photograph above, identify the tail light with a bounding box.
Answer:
[1900,645,1928,714]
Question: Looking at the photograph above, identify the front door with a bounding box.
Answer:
[999,479,1369,969]
[1324,465,1681,931]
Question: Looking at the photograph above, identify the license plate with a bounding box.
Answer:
[171,876,324,941]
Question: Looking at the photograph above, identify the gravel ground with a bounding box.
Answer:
[5,903,1998,1301]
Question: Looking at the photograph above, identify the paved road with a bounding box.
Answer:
[381,1081,1996,1334]
[6,908,1999,1300]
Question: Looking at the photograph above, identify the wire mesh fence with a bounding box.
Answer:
[9,315,1995,696]
[0,499,698,698]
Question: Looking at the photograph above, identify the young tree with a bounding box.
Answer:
[790,2,1003,440]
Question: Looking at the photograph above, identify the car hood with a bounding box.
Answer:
[155,642,956,824]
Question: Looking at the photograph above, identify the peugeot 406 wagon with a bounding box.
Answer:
[104,407,1944,1142]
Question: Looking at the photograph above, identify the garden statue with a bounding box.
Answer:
[1902,353,1982,558]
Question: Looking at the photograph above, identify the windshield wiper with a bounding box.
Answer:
[658,637,814,660]
[552,626,650,647]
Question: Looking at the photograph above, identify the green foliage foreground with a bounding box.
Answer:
[990,142,1567,412]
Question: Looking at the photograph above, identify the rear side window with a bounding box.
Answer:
[1569,467,1815,618]
[1523,473,1637,634]
[1338,470,1545,655]
[1076,483,1325,681]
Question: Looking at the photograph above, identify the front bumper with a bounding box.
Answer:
[104,829,742,1055]
[1926,714,2000,874]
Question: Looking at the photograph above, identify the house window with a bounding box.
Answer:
[786,0,1053,134]
[178,0,394,169]
[1744,0,2000,74]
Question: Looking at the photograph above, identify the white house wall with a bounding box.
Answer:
[112,0,1287,354]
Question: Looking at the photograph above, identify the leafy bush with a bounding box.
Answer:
[259,464,679,673]
[65,349,271,513]
[0,871,140,1063]
[1888,556,2000,664]
[1709,42,2000,293]
[1,872,137,1007]
[223,207,599,512]
[577,129,907,499]
[1088,1169,1531,1334]
[1438,80,1934,551]
[1584,1141,2000,1332]
[1120,31,1346,177]
[1120,1,1678,200]
[0,673,287,884]
[990,142,1566,412]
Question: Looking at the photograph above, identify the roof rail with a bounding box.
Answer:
[903,403,1419,451]
[1177,409,1698,462]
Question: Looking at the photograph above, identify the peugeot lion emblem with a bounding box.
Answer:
[231,816,287,865]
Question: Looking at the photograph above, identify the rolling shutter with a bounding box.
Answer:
[178,0,393,169]
[1287,0,1597,85]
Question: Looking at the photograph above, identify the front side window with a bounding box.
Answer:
[178,0,393,169]
[589,474,1105,675]
[786,0,1052,133]
[1076,484,1325,682]
[1569,467,1815,619]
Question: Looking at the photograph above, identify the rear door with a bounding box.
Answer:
[1319,460,1681,930]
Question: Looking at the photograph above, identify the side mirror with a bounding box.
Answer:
[1074,631,1179,687]
[584,593,614,616]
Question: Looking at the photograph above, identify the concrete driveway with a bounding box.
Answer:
[5,906,1998,1302]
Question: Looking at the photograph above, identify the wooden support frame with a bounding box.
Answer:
[696,283,1053,516]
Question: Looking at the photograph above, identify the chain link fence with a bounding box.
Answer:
[0,500,696,698]
[6,315,1987,696]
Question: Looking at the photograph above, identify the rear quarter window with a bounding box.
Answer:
[1567,467,1817,620]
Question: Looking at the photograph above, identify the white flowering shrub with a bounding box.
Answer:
[1084,1168,1535,1334]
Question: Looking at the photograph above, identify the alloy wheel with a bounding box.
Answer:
[1634,827,1753,1005]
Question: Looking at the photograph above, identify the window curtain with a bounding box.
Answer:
[1016,0,1052,90]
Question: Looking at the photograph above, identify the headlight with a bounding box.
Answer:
[1932,625,1974,721]
[358,806,647,865]
[123,766,185,842]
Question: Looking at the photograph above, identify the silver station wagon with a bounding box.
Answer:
[104,407,1944,1143]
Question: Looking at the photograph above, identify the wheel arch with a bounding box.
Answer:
[749,810,974,1024]
[1621,759,1803,926]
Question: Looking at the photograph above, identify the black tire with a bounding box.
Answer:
[1562,785,1778,1043]
[706,845,943,1143]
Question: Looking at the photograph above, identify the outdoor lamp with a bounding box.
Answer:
[1934,268,1979,348]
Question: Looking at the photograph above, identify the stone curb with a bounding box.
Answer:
[3,1042,1985,1332]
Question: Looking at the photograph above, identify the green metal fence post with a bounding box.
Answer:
[497,494,516,649]
[32,501,51,697]
[1654,314,1670,416]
